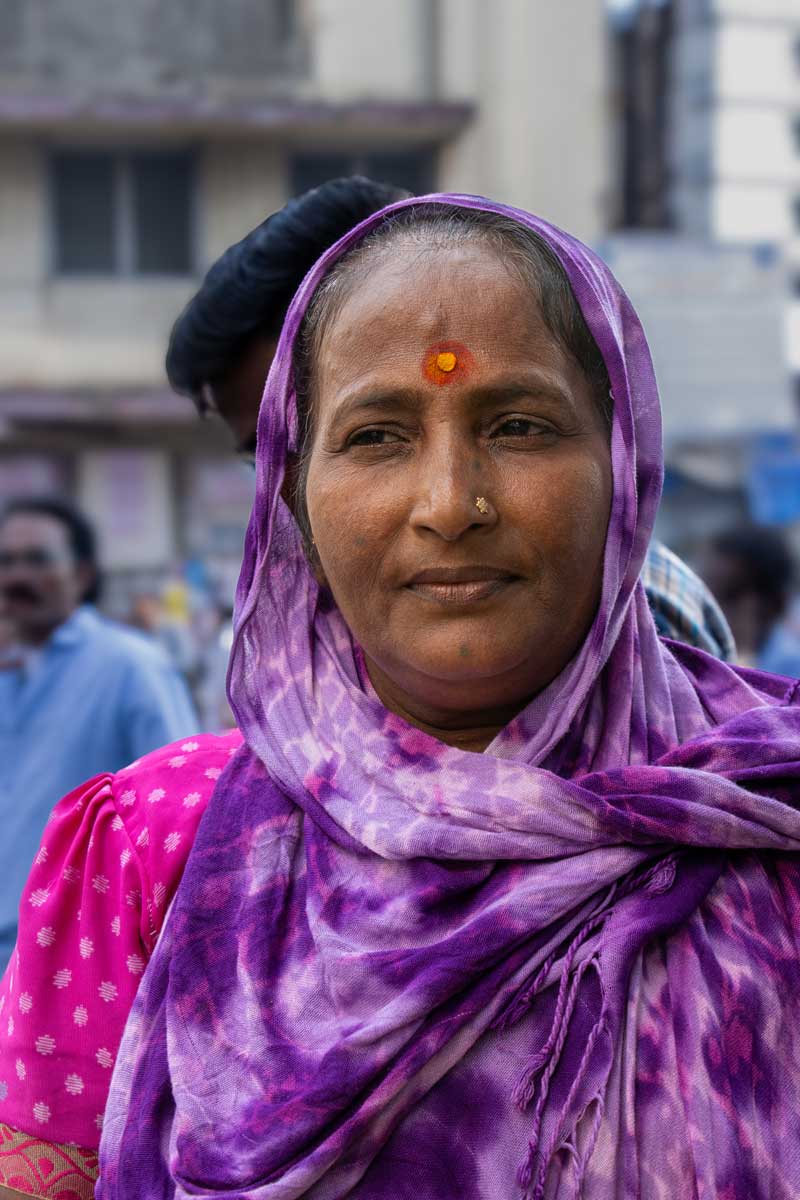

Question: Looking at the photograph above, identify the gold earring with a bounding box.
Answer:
[475,496,489,515]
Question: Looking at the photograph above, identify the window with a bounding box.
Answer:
[793,116,800,157]
[274,0,296,44]
[131,153,193,274]
[290,149,436,200]
[52,154,116,273]
[793,195,800,234]
[52,150,194,275]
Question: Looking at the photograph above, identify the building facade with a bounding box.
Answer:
[611,0,800,549]
[0,0,610,611]
[670,0,798,244]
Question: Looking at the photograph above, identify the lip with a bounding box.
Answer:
[3,589,40,607]
[405,565,519,606]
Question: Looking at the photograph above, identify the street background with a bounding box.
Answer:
[1,0,798,707]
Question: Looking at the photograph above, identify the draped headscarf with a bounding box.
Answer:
[99,196,800,1200]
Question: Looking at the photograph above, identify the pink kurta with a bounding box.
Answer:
[0,729,242,1150]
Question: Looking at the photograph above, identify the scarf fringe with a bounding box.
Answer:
[498,853,677,1035]
[503,854,677,1198]
[516,960,609,1200]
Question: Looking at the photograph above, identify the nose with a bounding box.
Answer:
[1,562,33,586]
[408,439,495,542]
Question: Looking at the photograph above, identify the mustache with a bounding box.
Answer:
[2,583,42,605]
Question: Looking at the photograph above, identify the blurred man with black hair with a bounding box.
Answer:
[701,524,800,677]
[166,176,409,462]
[0,497,197,968]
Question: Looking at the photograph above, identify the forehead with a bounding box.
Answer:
[0,512,72,554]
[316,242,559,377]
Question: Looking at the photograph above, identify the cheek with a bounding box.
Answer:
[305,460,399,597]
[568,455,612,543]
[509,450,611,573]
[45,571,70,596]
[565,458,612,560]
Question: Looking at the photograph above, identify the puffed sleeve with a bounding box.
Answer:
[0,730,242,1156]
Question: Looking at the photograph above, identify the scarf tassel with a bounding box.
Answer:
[516,957,610,1200]
[508,855,677,1198]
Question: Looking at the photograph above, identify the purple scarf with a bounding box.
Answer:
[99,197,800,1199]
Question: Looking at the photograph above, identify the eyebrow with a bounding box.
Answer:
[330,388,422,422]
[329,374,576,424]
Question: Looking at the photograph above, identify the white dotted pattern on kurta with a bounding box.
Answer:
[0,729,242,1148]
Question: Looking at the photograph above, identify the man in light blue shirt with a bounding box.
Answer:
[0,497,199,969]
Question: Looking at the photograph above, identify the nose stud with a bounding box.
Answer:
[475,496,490,515]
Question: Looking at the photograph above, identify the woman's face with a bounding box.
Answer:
[304,241,613,725]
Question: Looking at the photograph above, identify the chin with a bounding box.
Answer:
[403,642,537,688]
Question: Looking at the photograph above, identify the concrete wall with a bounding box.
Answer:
[603,234,793,442]
[0,140,43,290]
[716,22,799,105]
[200,142,287,266]
[308,0,428,101]
[714,0,799,19]
[0,0,301,91]
[438,0,610,244]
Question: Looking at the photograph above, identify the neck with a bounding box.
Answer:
[19,613,71,648]
[364,656,529,753]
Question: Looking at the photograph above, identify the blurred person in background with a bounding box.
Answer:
[166,175,409,466]
[167,177,735,665]
[700,524,800,677]
[0,496,198,970]
[0,604,21,673]
[128,591,165,641]
[129,585,197,680]
[195,603,236,730]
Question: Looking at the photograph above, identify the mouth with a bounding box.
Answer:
[2,585,41,608]
[405,566,520,607]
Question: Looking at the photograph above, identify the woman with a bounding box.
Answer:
[2,196,799,1199]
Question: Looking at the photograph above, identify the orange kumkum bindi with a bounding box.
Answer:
[422,341,474,386]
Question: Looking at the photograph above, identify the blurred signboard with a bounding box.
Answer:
[185,459,255,560]
[78,448,174,569]
[0,454,65,499]
[600,235,793,443]
[746,434,800,525]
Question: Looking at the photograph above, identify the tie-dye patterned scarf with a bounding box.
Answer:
[99,197,800,1199]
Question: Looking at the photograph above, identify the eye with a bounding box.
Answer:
[347,427,403,447]
[491,416,554,439]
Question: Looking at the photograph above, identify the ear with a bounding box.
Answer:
[75,561,96,604]
[280,452,299,511]
[280,452,329,589]
[309,554,329,589]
